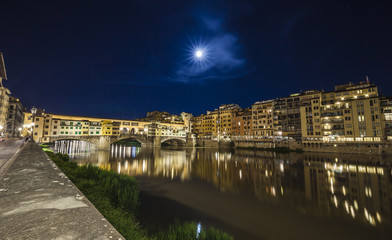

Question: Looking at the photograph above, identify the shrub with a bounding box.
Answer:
[155,222,233,240]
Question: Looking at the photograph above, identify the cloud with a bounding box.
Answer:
[174,16,246,83]
[201,16,222,31]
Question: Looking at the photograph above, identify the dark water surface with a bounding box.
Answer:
[53,141,392,240]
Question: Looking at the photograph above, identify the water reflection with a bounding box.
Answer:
[53,140,392,231]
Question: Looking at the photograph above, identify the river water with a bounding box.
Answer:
[53,141,392,240]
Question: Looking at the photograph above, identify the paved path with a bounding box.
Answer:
[0,142,123,240]
[0,139,24,177]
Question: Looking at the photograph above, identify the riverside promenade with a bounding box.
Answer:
[0,140,123,240]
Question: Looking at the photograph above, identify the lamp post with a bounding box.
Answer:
[30,107,37,142]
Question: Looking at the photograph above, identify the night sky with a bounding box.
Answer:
[1,0,392,119]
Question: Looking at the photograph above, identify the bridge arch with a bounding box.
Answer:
[111,134,150,146]
[48,136,97,145]
[161,137,187,147]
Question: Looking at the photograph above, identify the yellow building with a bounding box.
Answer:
[101,120,113,135]
[0,86,10,135]
[300,82,383,143]
[0,52,9,136]
[300,91,323,141]
[380,97,392,141]
[193,104,241,139]
[252,100,274,137]
[192,115,204,137]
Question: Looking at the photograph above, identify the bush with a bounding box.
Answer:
[74,165,140,213]
[155,222,233,240]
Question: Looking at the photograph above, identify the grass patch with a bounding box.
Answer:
[45,150,233,240]
[154,222,233,240]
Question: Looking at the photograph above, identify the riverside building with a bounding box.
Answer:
[0,52,10,136]
[232,108,252,138]
[6,97,25,137]
[252,100,274,138]
[308,82,383,143]
[193,104,241,139]
[0,86,10,135]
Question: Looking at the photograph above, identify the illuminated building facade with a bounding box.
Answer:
[0,86,10,135]
[5,97,25,137]
[274,94,303,140]
[193,104,241,138]
[252,100,274,137]
[23,112,186,143]
[232,108,252,137]
[302,82,383,143]
[381,97,392,141]
[300,91,323,141]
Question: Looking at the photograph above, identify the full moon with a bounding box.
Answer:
[195,50,203,58]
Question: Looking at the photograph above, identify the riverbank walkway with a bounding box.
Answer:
[0,140,123,240]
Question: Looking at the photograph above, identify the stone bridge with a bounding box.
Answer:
[47,134,194,150]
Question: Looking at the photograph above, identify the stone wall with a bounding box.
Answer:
[196,139,234,148]
[301,142,392,155]
[233,139,392,155]
[233,140,302,150]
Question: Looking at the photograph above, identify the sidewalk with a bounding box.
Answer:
[0,139,24,176]
[0,142,123,240]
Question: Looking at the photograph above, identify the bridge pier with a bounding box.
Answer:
[94,136,112,150]
[153,136,161,148]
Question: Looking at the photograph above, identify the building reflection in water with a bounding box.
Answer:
[53,140,392,230]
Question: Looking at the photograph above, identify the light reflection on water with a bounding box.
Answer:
[53,140,392,235]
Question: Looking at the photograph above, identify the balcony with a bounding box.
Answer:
[321,118,344,124]
[321,112,343,118]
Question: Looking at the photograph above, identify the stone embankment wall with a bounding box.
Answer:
[234,139,392,155]
[233,140,302,149]
[196,139,233,148]
[197,138,392,155]
[301,142,392,155]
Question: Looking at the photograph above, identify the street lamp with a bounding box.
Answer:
[31,107,37,142]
